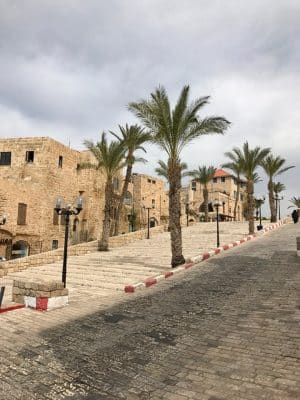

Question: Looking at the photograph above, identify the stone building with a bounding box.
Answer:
[0,137,107,259]
[0,137,169,260]
[183,168,247,222]
[121,173,169,232]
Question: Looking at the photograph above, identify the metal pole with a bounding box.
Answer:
[278,200,281,220]
[62,212,70,288]
[186,204,189,227]
[216,206,220,248]
[147,208,150,239]
[259,204,262,226]
[0,286,5,308]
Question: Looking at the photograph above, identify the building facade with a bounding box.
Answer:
[0,137,107,259]
[184,168,247,222]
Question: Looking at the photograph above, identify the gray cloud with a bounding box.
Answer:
[0,0,299,215]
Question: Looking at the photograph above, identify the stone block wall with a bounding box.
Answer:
[13,280,68,304]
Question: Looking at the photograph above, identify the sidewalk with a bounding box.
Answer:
[1,221,273,307]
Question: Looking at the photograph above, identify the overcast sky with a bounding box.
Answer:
[0,0,299,216]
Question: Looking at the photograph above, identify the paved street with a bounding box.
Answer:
[1,222,300,399]
[1,221,270,306]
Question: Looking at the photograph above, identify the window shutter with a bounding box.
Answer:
[17,203,27,225]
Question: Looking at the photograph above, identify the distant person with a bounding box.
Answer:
[292,209,299,223]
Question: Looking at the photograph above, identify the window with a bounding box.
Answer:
[58,155,63,168]
[152,199,155,207]
[213,177,217,183]
[52,240,59,250]
[25,151,34,163]
[53,209,59,225]
[240,194,244,201]
[0,152,11,166]
[17,203,27,225]
[191,181,197,191]
[152,180,156,184]
[147,178,151,183]
[221,177,226,182]
[113,177,119,191]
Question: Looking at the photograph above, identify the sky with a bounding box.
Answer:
[0,0,299,216]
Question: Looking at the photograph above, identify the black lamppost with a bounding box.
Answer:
[256,195,265,231]
[213,200,221,248]
[274,195,283,220]
[54,197,83,288]
[185,203,189,227]
[144,205,155,239]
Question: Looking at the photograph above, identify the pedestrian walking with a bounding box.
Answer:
[292,209,299,223]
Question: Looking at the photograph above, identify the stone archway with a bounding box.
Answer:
[149,217,158,228]
[11,240,30,259]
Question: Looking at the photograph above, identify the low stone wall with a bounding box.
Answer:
[13,280,68,310]
[0,225,168,277]
[0,240,99,277]
[109,224,167,248]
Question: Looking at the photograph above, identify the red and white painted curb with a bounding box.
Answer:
[24,295,68,311]
[124,220,286,293]
[0,304,25,314]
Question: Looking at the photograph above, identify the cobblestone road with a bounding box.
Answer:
[1,223,299,400]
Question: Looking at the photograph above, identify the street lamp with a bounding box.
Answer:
[185,202,189,227]
[54,197,83,288]
[274,195,283,220]
[256,195,265,231]
[213,200,222,248]
[144,205,155,239]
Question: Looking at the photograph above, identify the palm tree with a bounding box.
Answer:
[129,85,230,267]
[226,142,270,234]
[289,196,300,208]
[189,166,217,222]
[84,133,126,251]
[222,154,243,221]
[155,160,189,180]
[261,154,294,222]
[273,182,286,218]
[109,124,151,236]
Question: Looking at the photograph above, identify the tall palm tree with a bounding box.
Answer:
[155,160,189,180]
[261,154,294,222]
[226,142,270,234]
[289,196,300,208]
[189,166,217,222]
[84,133,126,251]
[273,182,286,217]
[222,154,243,221]
[129,85,230,267]
[109,124,151,236]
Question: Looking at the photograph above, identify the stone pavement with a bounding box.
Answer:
[1,221,271,306]
[1,222,300,399]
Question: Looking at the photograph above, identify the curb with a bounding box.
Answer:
[124,220,285,293]
[0,304,25,314]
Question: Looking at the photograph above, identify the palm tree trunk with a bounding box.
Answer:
[114,161,133,236]
[203,187,209,222]
[99,180,113,251]
[233,179,240,221]
[169,160,185,268]
[247,180,255,234]
[268,179,276,223]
